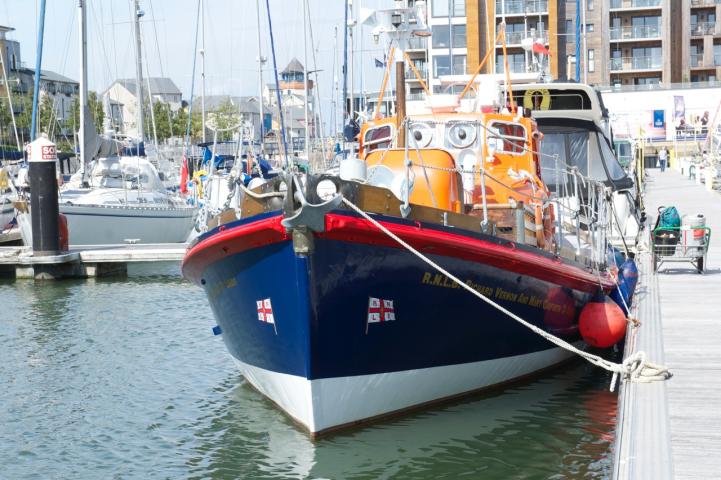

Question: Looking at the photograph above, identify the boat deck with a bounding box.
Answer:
[614,169,721,479]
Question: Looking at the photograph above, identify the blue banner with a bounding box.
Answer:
[653,110,665,128]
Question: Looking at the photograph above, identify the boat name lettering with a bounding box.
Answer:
[421,272,570,313]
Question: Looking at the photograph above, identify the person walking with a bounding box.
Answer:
[658,146,668,172]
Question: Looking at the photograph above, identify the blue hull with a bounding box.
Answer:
[185,211,604,433]
[199,235,586,381]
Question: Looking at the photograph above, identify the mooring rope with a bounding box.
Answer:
[341,197,671,391]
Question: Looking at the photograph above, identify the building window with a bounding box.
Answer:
[432,0,448,17]
[11,53,16,70]
[432,0,464,18]
[452,0,465,16]
[566,19,572,33]
[588,49,595,72]
[453,24,466,48]
[588,0,594,10]
[431,25,450,48]
[585,24,594,32]
[433,55,451,77]
[452,55,467,75]
[635,77,661,86]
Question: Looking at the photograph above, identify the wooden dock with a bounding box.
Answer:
[614,169,721,479]
[0,243,188,279]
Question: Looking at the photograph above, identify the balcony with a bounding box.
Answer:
[691,0,721,7]
[610,0,661,9]
[690,22,718,36]
[495,0,548,16]
[497,31,549,46]
[405,65,428,81]
[610,25,661,41]
[690,53,704,67]
[407,37,427,51]
[609,55,662,71]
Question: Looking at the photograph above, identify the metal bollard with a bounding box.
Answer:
[28,135,60,256]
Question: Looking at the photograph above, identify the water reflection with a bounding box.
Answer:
[0,270,617,480]
[191,361,617,479]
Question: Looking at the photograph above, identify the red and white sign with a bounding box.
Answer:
[257,298,275,324]
[367,297,395,323]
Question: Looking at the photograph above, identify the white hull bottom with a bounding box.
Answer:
[234,347,576,434]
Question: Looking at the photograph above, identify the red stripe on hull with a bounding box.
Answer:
[182,212,613,294]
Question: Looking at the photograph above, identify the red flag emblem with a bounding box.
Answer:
[367,297,395,327]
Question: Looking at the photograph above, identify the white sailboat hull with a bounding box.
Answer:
[60,203,196,245]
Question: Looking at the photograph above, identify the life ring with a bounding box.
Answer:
[523,88,551,111]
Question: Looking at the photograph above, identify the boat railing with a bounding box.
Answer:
[397,118,611,265]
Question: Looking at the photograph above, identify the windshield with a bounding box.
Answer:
[538,126,629,192]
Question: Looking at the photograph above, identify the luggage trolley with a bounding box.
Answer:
[652,208,711,273]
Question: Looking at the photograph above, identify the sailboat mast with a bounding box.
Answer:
[30,0,47,141]
[132,0,145,142]
[78,0,88,179]
[255,0,265,154]
[200,0,207,143]
[303,0,310,162]
[349,0,354,129]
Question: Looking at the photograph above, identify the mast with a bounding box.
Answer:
[349,0,354,129]
[303,0,310,161]
[132,0,145,142]
[200,0,207,143]
[78,0,88,181]
[255,0,266,154]
[342,0,348,143]
[395,47,405,147]
[30,0,47,141]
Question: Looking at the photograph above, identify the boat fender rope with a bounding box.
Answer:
[341,197,672,391]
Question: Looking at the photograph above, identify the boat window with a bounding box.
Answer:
[363,125,394,152]
[487,121,526,155]
[568,131,590,177]
[538,132,568,192]
[587,132,607,181]
[597,133,627,181]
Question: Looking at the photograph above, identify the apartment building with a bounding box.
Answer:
[404,0,720,92]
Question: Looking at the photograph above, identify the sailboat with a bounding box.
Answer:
[57,0,196,245]
[183,4,626,435]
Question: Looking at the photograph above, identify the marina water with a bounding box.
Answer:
[1,265,616,479]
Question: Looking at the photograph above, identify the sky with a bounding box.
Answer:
[2,0,394,133]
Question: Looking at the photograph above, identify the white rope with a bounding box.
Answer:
[341,196,671,391]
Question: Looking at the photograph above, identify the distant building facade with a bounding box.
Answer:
[406,0,720,90]
[104,77,182,137]
[0,25,79,140]
[192,95,270,142]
